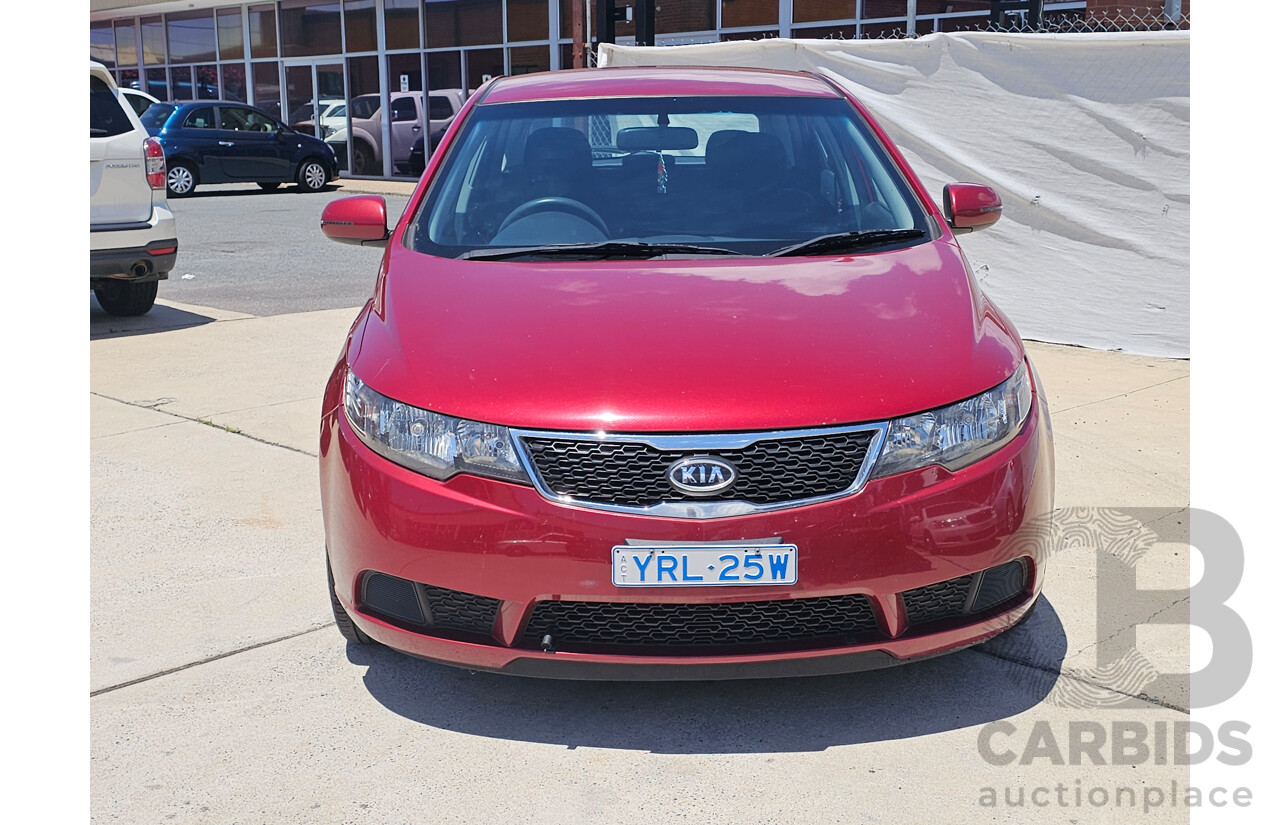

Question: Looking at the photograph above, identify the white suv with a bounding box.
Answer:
[90,61,178,316]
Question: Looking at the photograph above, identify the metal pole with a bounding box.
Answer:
[907,0,916,37]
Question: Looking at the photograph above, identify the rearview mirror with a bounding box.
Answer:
[321,195,390,247]
[942,183,1002,233]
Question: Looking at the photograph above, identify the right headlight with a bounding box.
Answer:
[343,369,530,484]
[871,363,1033,479]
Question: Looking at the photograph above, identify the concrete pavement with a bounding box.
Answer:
[90,296,1192,822]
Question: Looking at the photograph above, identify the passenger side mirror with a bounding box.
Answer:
[321,195,391,247]
[942,183,1002,233]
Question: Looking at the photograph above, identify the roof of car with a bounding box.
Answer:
[480,66,842,105]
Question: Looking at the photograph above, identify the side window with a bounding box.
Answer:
[183,106,217,129]
[220,107,251,130]
[244,110,279,133]
[90,76,133,138]
[391,97,418,123]
[428,96,454,120]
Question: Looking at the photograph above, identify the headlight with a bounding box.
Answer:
[871,363,1033,478]
[343,369,530,484]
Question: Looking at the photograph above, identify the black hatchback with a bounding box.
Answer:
[141,101,339,197]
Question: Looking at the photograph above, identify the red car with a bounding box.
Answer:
[318,67,1054,679]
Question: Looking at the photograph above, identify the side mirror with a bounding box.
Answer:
[321,195,390,247]
[942,183,1002,233]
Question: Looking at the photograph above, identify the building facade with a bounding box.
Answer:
[90,0,1177,179]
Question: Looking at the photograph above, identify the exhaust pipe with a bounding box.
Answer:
[130,260,152,279]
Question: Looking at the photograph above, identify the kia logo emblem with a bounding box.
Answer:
[667,456,738,496]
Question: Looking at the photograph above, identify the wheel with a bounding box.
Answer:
[497,197,609,235]
[94,280,158,316]
[165,162,197,197]
[257,181,282,191]
[352,142,374,175]
[297,158,329,192]
[327,552,373,645]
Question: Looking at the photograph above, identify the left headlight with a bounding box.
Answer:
[871,363,1033,479]
[343,369,530,484]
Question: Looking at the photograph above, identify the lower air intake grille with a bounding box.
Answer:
[360,573,499,637]
[901,559,1029,627]
[521,594,879,654]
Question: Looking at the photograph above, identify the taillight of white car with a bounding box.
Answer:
[144,137,166,190]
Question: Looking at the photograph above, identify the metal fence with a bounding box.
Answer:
[589,9,1190,59]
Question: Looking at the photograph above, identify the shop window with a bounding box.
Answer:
[793,0,855,25]
[509,45,550,76]
[384,0,421,50]
[425,0,502,49]
[507,0,548,42]
[280,0,342,57]
[345,0,378,53]
[141,16,165,65]
[466,48,504,91]
[656,0,715,34]
[218,9,245,61]
[249,4,279,58]
[722,0,778,29]
[252,61,282,117]
[167,10,217,64]
[92,22,116,68]
[114,22,138,67]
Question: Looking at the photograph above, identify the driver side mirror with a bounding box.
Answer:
[942,183,1002,233]
[321,195,391,247]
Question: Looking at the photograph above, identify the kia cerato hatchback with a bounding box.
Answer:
[318,67,1054,680]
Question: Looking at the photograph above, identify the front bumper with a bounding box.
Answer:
[319,363,1055,679]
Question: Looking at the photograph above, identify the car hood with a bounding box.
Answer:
[349,238,1024,432]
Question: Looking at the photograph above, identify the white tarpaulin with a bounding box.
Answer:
[599,33,1190,358]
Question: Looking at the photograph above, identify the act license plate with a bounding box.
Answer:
[612,544,798,587]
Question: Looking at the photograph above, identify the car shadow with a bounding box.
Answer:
[90,295,216,339]
[347,597,1068,754]
[177,184,338,199]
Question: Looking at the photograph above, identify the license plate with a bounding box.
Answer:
[612,544,798,587]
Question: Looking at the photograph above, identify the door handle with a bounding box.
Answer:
[218,140,234,146]
[412,125,421,131]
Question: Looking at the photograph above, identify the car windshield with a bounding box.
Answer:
[140,103,176,134]
[407,95,929,259]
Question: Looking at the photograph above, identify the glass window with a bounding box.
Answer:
[140,16,165,65]
[195,65,220,99]
[252,61,282,117]
[428,96,455,119]
[391,96,418,122]
[184,106,218,129]
[118,68,140,91]
[90,76,133,138]
[91,22,116,68]
[384,0,420,50]
[249,4,279,57]
[170,66,193,99]
[281,0,343,56]
[466,48,504,91]
[509,45,549,76]
[722,0,778,29]
[345,0,377,52]
[146,68,168,100]
[222,63,248,102]
[506,0,548,42]
[141,103,177,131]
[218,9,246,60]
[167,10,217,63]
[425,0,502,49]
[427,52,462,92]
[221,106,280,132]
[114,22,138,67]
[793,0,855,25]
[655,0,715,34]
[408,95,927,257]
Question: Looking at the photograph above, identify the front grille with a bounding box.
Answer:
[360,573,499,638]
[901,559,1029,627]
[521,594,880,654]
[519,430,876,508]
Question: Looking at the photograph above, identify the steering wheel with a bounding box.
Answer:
[496,197,609,236]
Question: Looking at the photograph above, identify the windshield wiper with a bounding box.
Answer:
[459,241,741,261]
[766,229,926,258]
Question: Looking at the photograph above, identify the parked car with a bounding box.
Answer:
[90,61,177,316]
[290,97,346,139]
[406,126,448,176]
[140,100,339,197]
[318,67,1054,679]
[326,88,464,175]
[119,87,160,117]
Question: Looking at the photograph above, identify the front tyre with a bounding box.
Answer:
[94,280,158,316]
[297,159,329,192]
[166,162,197,197]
